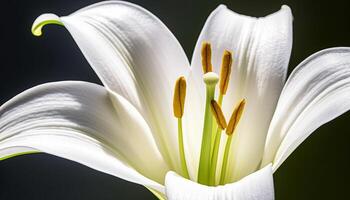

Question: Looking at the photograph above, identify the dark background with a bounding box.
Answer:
[1,0,350,199]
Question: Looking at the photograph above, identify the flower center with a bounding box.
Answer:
[173,42,246,186]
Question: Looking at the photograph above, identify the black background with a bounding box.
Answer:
[1,0,350,199]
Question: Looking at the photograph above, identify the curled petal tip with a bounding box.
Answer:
[31,13,63,36]
[280,5,293,19]
[215,4,227,11]
[281,5,291,11]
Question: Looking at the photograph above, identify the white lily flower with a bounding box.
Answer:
[1,1,350,199]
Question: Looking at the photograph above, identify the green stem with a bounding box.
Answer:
[178,118,189,179]
[209,127,222,186]
[220,135,233,185]
[146,187,166,200]
[197,84,216,184]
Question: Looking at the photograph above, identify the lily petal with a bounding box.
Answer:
[188,5,293,180]
[262,48,350,171]
[0,81,169,193]
[32,1,190,171]
[165,164,274,200]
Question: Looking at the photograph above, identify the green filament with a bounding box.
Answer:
[209,127,222,186]
[220,135,233,185]
[209,93,224,186]
[210,94,224,154]
[178,118,190,179]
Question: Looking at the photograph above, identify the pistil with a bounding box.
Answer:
[219,99,245,185]
[197,72,219,184]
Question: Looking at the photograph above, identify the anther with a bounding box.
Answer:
[201,42,213,73]
[210,100,227,130]
[219,50,233,95]
[173,76,187,118]
[226,99,246,135]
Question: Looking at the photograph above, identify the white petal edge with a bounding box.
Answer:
[185,4,293,181]
[32,0,190,172]
[165,164,274,200]
[0,81,168,193]
[261,47,350,171]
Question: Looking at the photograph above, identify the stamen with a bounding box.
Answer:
[173,76,190,178]
[198,72,219,184]
[209,100,227,186]
[173,76,186,118]
[211,50,232,153]
[219,50,233,95]
[219,99,246,185]
[201,42,213,73]
[210,100,227,130]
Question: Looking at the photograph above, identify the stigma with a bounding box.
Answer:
[203,72,219,86]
